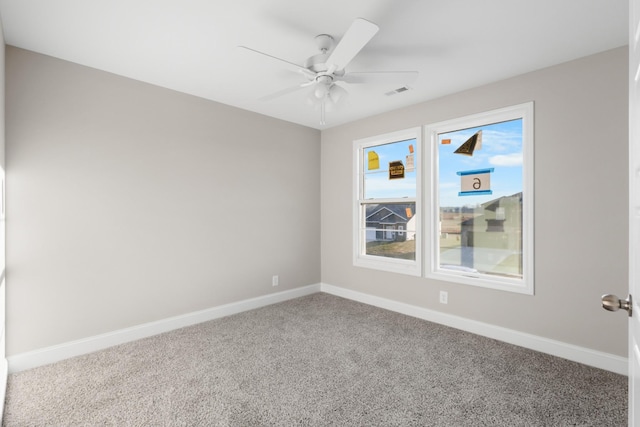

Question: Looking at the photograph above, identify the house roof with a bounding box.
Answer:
[366,204,414,223]
[482,192,523,212]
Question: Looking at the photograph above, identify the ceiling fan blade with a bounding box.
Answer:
[259,83,310,102]
[326,18,379,72]
[339,71,419,85]
[238,46,312,76]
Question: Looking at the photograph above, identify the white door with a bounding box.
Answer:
[630,0,640,423]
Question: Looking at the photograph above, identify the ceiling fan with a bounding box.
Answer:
[239,18,419,125]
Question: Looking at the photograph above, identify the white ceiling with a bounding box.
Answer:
[0,0,628,130]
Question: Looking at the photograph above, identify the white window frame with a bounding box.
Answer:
[424,102,534,294]
[353,127,422,276]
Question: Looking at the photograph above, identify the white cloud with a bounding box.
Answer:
[480,129,522,153]
[489,153,523,166]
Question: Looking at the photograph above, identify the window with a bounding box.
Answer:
[425,103,534,294]
[352,104,533,293]
[354,128,421,276]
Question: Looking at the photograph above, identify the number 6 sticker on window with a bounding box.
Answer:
[457,168,494,196]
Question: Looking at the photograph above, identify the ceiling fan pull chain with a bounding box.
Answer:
[320,102,326,126]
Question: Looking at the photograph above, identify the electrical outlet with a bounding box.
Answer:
[439,291,448,304]
[272,275,279,287]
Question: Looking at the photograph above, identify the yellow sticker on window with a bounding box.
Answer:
[368,151,379,170]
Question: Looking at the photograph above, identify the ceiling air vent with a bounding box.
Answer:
[385,86,411,96]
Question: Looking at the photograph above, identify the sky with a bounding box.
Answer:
[363,138,417,200]
[438,119,523,207]
[361,119,523,207]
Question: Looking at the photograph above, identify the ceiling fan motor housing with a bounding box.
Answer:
[305,34,345,76]
[305,53,331,73]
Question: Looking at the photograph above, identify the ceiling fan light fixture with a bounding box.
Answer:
[307,88,323,106]
[329,84,347,104]
[314,84,329,99]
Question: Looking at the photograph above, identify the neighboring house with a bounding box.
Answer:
[366,203,416,242]
[459,192,522,241]
[459,192,523,275]
[406,215,416,241]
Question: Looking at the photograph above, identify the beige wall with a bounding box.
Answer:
[5,47,321,355]
[321,47,629,357]
[5,45,629,359]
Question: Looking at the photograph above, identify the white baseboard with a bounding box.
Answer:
[320,283,628,376]
[7,284,321,373]
[8,282,627,376]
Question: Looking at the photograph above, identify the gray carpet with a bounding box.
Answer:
[2,293,628,426]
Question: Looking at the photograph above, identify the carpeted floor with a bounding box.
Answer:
[2,293,628,426]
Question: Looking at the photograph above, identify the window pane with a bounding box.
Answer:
[354,127,421,276]
[364,202,417,260]
[363,139,416,199]
[437,119,523,278]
